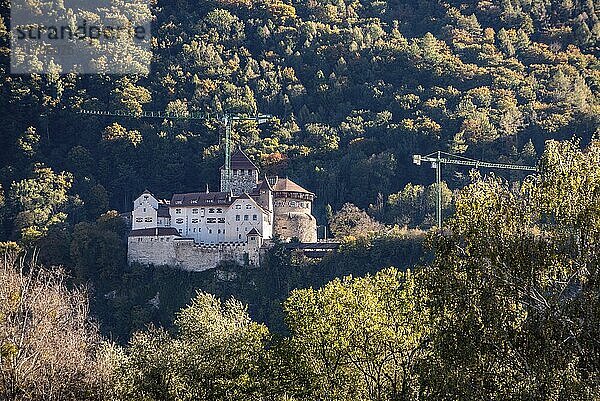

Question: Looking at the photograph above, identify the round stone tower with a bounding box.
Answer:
[271,177,317,243]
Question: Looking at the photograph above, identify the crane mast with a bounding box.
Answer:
[413,151,537,229]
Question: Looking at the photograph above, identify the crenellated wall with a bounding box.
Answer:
[127,236,263,271]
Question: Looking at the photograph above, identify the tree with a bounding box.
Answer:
[284,268,429,401]
[112,78,151,115]
[70,211,127,284]
[330,203,383,238]
[16,127,40,159]
[417,139,600,399]
[102,123,143,147]
[0,254,109,401]
[113,292,274,401]
[5,165,73,244]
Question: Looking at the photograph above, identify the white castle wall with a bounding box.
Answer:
[128,236,262,272]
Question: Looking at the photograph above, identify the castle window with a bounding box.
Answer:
[236,215,240,221]
[209,209,215,214]
[192,209,199,214]
[143,208,146,212]
[247,169,252,175]
[244,215,249,221]
[178,229,183,233]
[253,215,258,221]
[218,218,225,223]
[218,229,221,234]
[193,228,196,232]
[207,218,217,224]
[246,205,252,209]
[216,209,222,214]
[192,219,199,224]
[176,218,184,224]
[239,234,242,240]
[145,217,153,222]
[209,229,212,234]
[176,209,182,214]
[136,218,143,223]
[236,205,241,209]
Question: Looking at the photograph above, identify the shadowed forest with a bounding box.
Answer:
[2,0,600,399]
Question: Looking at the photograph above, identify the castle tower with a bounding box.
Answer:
[220,148,259,196]
[252,178,274,215]
[271,177,318,243]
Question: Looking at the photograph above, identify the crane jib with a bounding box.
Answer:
[413,152,538,228]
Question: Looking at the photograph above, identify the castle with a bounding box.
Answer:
[127,149,318,271]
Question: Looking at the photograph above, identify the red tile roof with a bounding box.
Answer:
[271,177,314,195]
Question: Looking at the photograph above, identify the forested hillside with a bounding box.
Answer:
[2,0,600,242]
[3,139,600,400]
[2,1,600,398]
